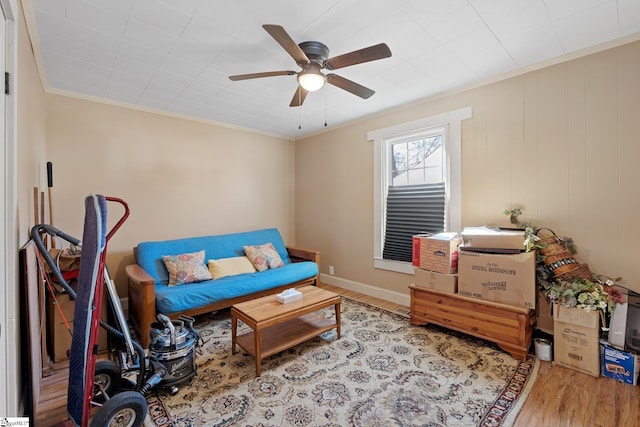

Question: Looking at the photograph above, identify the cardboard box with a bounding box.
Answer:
[536,289,554,335]
[412,232,461,274]
[414,268,457,293]
[461,227,525,251]
[457,250,536,309]
[47,292,108,362]
[553,304,600,377]
[601,341,640,385]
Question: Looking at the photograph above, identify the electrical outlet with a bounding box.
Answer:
[328,265,334,275]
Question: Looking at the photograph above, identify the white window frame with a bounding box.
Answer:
[368,107,471,274]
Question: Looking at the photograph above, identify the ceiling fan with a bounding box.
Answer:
[228,24,392,107]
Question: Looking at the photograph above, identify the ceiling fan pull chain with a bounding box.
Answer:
[324,93,328,127]
[298,91,302,130]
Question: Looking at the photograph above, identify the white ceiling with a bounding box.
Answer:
[25,0,640,139]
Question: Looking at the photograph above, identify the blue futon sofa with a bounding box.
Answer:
[125,228,319,348]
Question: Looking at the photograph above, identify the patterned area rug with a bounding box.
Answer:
[146,298,538,426]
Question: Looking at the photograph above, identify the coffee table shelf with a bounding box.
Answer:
[235,312,337,359]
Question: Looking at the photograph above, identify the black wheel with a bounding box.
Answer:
[93,360,121,403]
[90,390,147,427]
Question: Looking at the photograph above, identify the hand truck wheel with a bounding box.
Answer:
[90,390,147,427]
[93,360,122,403]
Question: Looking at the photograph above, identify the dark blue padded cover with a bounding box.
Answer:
[67,195,107,425]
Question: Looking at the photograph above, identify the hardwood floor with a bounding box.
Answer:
[35,283,640,426]
[37,359,75,426]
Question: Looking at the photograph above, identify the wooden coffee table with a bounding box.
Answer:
[231,285,341,376]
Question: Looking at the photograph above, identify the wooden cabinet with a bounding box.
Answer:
[410,286,535,360]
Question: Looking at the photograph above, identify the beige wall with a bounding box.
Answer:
[45,96,296,295]
[295,40,640,296]
[17,1,46,246]
[11,0,47,415]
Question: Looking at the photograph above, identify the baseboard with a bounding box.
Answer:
[320,274,411,307]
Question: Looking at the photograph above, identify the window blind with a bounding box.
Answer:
[382,183,445,262]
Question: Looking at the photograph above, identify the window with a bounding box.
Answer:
[383,129,445,262]
[369,107,471,274]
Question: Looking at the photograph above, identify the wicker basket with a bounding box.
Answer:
[535,228,592,281]
[556,263,593,281]
[536,228,573,257]
[544,253,579,276]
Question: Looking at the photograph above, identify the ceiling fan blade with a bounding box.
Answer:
[326,74,375,99]
[325,43,392,70]
[289,86,308,107]
[263,24,310,65]
[229,70,296,81]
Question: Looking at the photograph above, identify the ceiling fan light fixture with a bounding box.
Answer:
[229,25,391,107]
[297,68,326,92]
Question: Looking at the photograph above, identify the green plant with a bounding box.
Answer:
[502,208,536,252]
[503,208,576,254]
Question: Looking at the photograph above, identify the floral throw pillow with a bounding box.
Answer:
[243,243,285,272]
[162,250,212,286]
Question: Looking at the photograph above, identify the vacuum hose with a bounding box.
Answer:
[157,313,177,347]
[139,363,167,395]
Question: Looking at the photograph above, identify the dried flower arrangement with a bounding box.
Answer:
[503,208,624,331]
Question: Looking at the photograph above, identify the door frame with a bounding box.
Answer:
[1,0,19,416]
